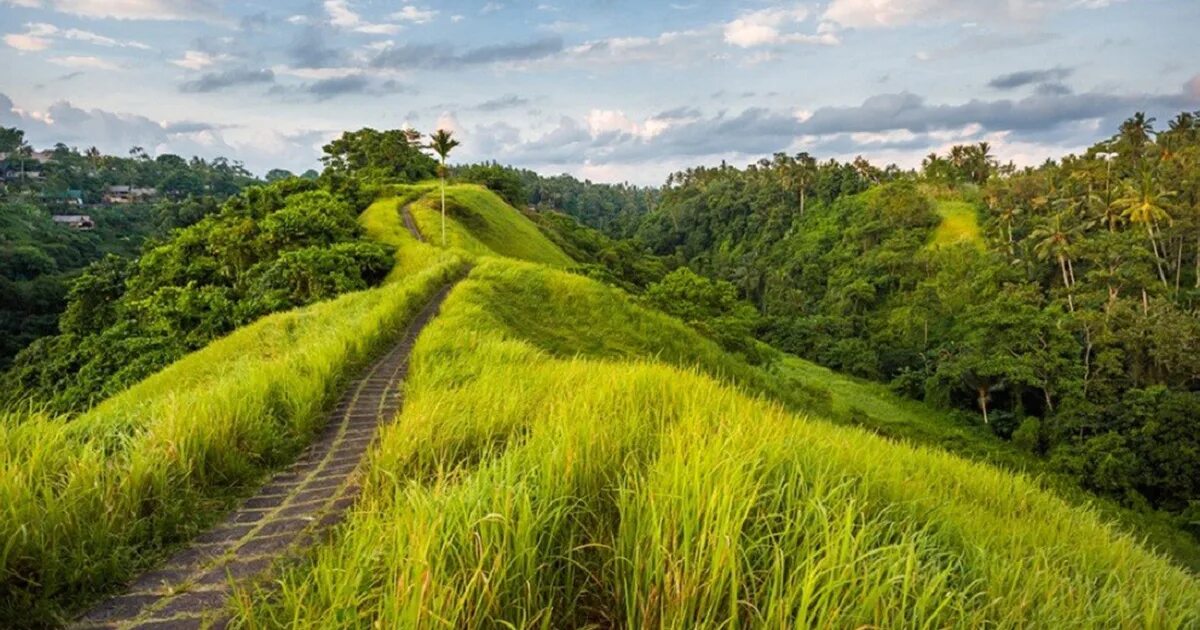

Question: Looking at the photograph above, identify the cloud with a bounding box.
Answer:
[723,5,839,47]
[276,75,411,100]
[0,91,330,176]
[824,0,1120,28]
[180,67,275,93]
[371,37,563,70]
[564,30,714,66]
[474,94,530,111]
[287,27,346,69]
[3,33,51,51]
[324,0,403,35]
[21,0,225,22]
[48,55,119,70]
[5,22,152,52]
[170,49,229,69]
[392,5,437,24]
[988,67,1073,90]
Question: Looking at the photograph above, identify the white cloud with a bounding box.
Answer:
[565,29,715,66]
[4,33,51,51]
[824,0,1120,28]
[25,0,226,23]
[723,5,838,48]
[9,22,152,50]
[324,0,403,34]
[435,111,462,135]
[170,50,228,70]
[392,5,437,24]
[49,54,120,70]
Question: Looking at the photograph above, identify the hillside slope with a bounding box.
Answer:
[408,183,573,266]
[6,185,1197,627]
[240,256,1199,628]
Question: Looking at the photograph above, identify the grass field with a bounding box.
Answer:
[931,199,983,248]
[0,241,468,626]
[236,257,1199,628]
[409,184,574,266]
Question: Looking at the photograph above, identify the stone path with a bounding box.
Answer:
[73,282,456,630]
[401,202,424,242]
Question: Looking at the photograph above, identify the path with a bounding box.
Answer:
[401,202,424,242]
[73,282,457,630]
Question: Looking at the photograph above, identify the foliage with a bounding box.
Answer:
[235,257,1199,629]
[0,257,467,627]
[1,181,393,412]
[645,267,767,363]
[453,161,526,207]
[566,113,1200,525]
[320,128,436,183]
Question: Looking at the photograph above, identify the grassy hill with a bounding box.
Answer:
[930,198,983,248]
[408,183,573,266]
[4,184,1198,627]
[239,255,1198,628]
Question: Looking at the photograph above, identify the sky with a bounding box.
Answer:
[2,0,1199,185]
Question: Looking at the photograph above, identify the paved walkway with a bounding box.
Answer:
[73,283,456,630]
[401,202,424,242]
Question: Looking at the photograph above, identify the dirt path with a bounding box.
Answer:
[72,282,457,630]
[401,202,424,242]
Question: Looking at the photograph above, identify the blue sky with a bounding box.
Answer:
[2,0,1198,184]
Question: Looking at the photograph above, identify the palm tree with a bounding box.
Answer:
[1031,212,1080,311]
[1115,169,1173,287]
[428,129,460,246]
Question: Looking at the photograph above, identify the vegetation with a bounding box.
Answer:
[0,253,467,626]
[0,133,258,367]
[572,113,1200,534]
[4,117,1200,627]
[236,257,1199,628]
[2,179,395,412]
[408,183,573,267]
[428,129,461,246]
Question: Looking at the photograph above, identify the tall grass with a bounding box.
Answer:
[0,253,468,626]
[358,187,456,279]
[408,184,574,267]
[931,199,983,248]
[237,258,1199,628]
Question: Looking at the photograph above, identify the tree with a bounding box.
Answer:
[1115,169,1173,287]
[1030,212,1081,311]
[321,128,437,182]
[428,128,460,246]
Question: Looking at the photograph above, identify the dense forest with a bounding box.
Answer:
[0,129,425,411]
[0,128,263,369]
[545,112,1200,526]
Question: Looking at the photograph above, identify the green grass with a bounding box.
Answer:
[0,246,468,626]
[409,184,574,267]
[931,199,983,248]
[235,258,1200,628]
[358,184,455,279]
[773,353,1200,571]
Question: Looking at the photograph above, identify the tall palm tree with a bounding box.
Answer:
[1115,169,1173,287]
[1031,212,1080,311]
[428,129,460,246]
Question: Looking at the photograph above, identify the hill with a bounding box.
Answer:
[240,254,1198,627]
[2,183,1197,627]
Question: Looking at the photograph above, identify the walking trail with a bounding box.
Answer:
[401,202,424,242]
[73,282,457,630]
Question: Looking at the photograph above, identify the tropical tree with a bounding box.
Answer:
[1030,212,1080,311]
[428,128,460,246]
[1116,169,1174,287]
